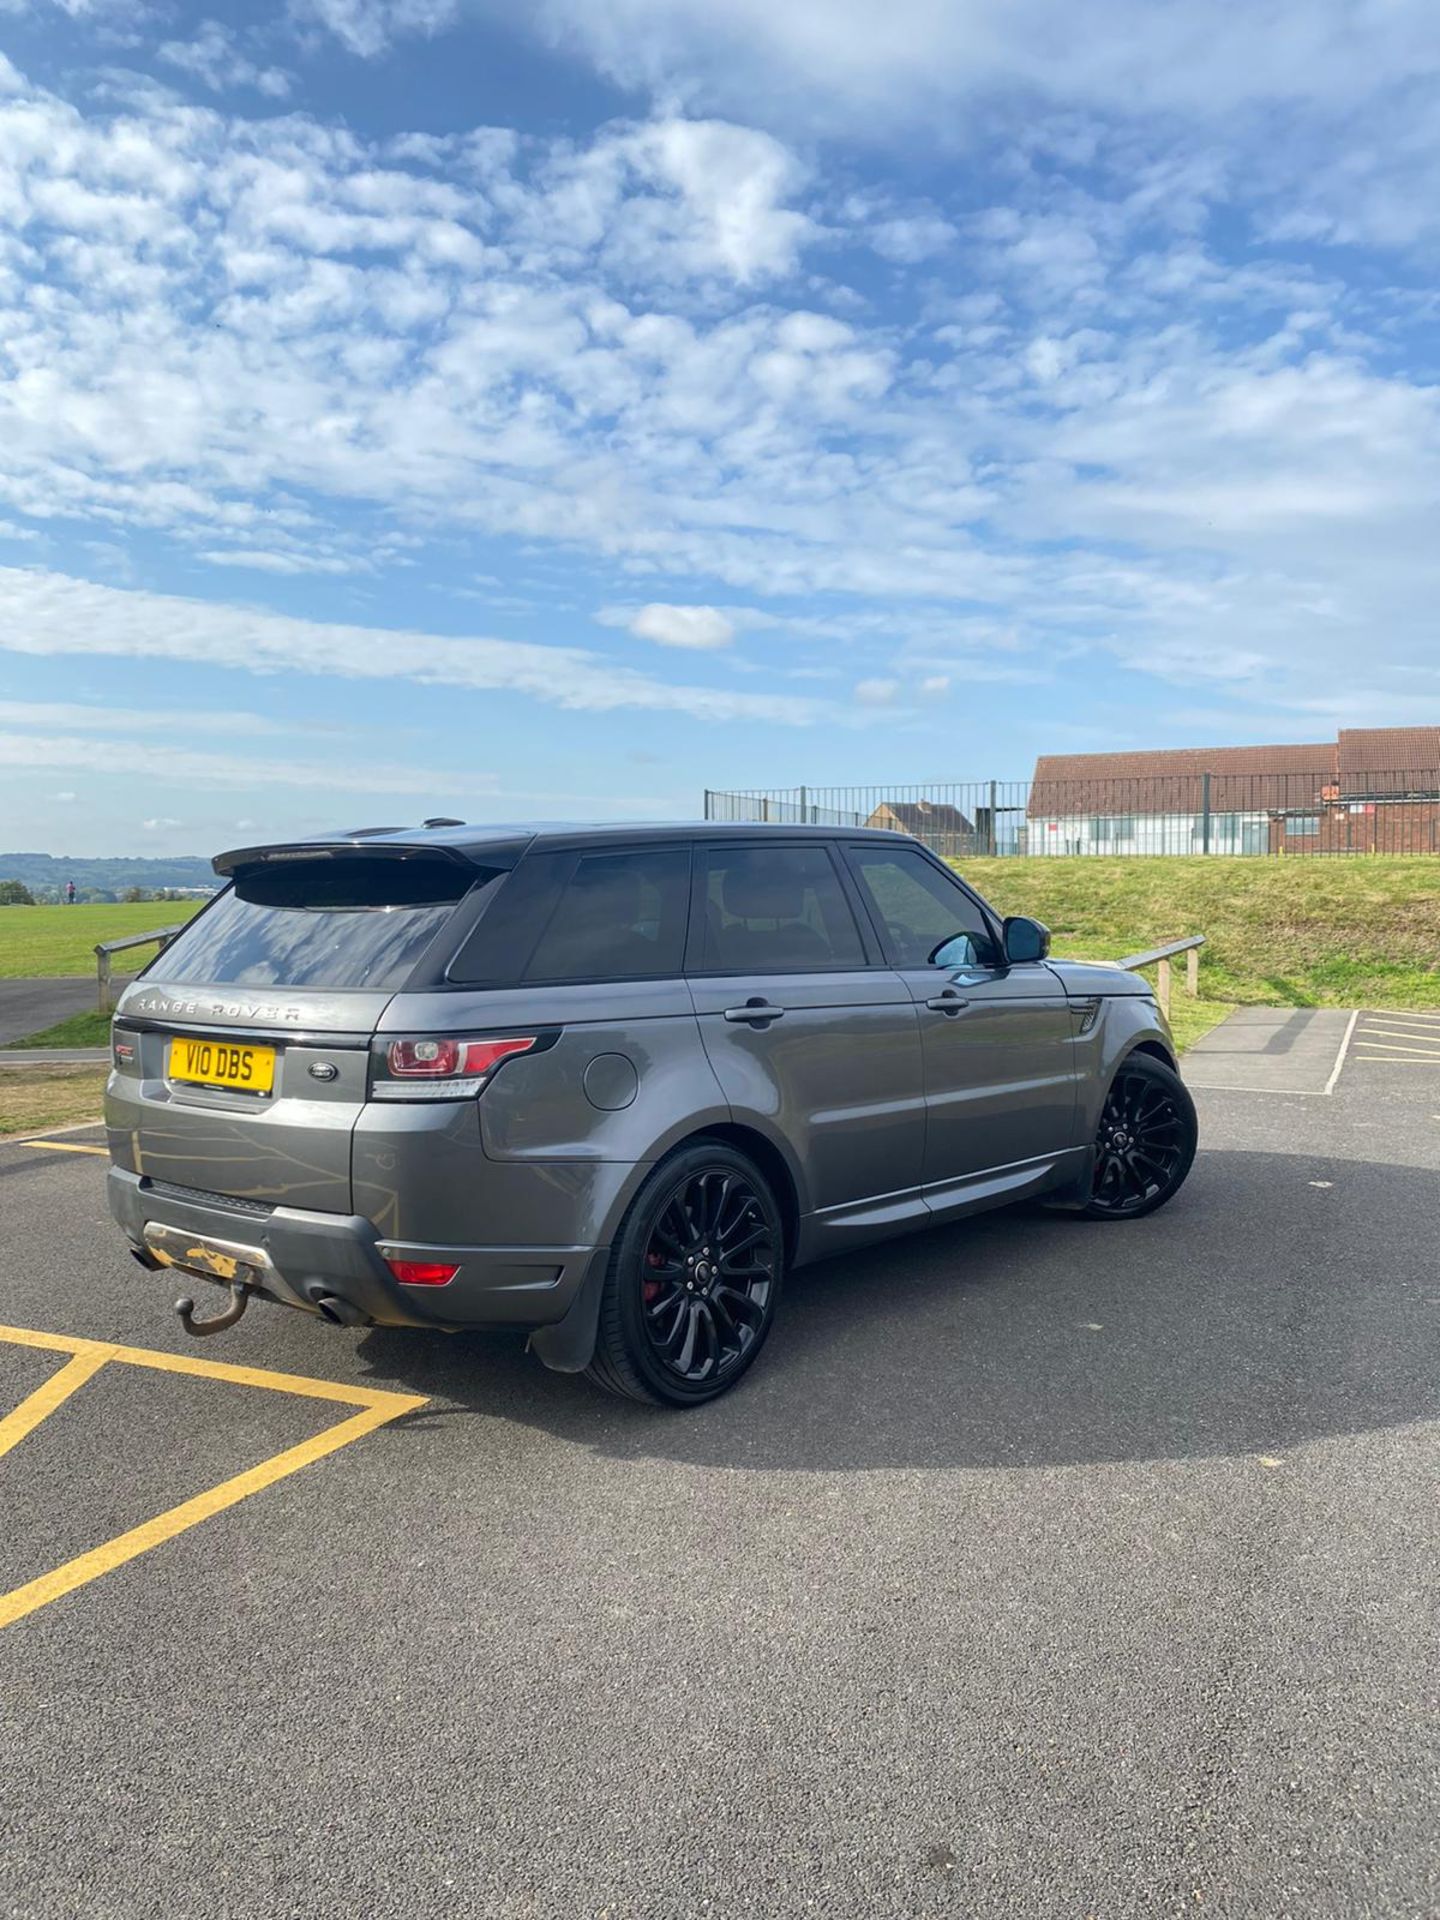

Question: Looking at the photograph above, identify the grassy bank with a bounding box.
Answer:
[961,855,1440,1013]
[13,1010,113,1048]
[0,902,199,979]
[0,1065,108,1136]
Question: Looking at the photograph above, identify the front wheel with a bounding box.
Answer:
[1084,1054,1197,1220]
[585,1143,784,1407]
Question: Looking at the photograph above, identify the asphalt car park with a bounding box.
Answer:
[1,1021,1437,1919]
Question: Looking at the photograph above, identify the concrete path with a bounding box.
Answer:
[1181,1005,1358,1094]
[0,976,129,1046]
[0,1048,109,1069]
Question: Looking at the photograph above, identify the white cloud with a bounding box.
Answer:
[158,23,293,99]
[626,604,735,651]
[0,568,851,727]
[500,1,1440,260]
[1,733,505,796]
[505,0,1440,124]
[297,0,459,59]
[0,698,292,735]
[855,678,899,706]
[870,213,957,265]
[142,816,181,829]
[1,51,1439,737]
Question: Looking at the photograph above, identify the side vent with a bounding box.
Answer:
[1069,997,1101,1036]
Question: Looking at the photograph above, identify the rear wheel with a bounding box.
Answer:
[585,1143,784,1407]
[1084,1054,1197,1220]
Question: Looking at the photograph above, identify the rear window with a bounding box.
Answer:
[699,844,865,971]
[523,848,691,982]
[144,855,483,991]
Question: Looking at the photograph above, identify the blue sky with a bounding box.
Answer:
[1,0,1439,855]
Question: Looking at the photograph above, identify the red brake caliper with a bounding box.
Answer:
[643,1250,665,1304]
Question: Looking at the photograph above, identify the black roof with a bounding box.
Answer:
[212,819,913,876]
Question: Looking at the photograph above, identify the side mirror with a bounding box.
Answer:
[1003,914,1050,964]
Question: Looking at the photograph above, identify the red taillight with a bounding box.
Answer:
[386,1037,463,1078]
[385,1258,459,1287]
[372,1033,539,1100]
[386,1036,536,1078]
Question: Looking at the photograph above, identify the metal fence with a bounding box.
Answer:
[703,773,1440,857]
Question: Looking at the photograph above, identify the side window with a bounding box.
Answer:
[846,846,998,969]
[698,845,865,972]
[523,848,690,982]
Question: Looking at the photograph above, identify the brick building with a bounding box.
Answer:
[1026,728,1440,855]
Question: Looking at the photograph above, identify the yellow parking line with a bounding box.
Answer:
[0,1323,426,1629]
[1354,1053,1440,1065]
[1358,1025,1440,1044]
[0,1403,401,1632]
[4,1140,107,1156]
[1354,1042,1440,1059]
[0,1322,418,1409]
[0,1349,112,1462]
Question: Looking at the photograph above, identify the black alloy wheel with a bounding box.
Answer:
[1085,1054,1198,1220]
[586,1143,783,1406]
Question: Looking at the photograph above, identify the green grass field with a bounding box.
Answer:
[0,902,200,979]
[0,1065,109,1136]
[960,854,1440,1018]
[7,857,1440,1084]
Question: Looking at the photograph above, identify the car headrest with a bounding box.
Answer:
[721,862,807,921]
[571,863,644,923]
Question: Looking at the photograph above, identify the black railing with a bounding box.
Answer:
[702,775,1440,857]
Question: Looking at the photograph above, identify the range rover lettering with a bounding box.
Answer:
[104,823,1198,1407]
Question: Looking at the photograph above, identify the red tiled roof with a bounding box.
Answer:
[1028,744,1335,817]
[1338,728,1440,793]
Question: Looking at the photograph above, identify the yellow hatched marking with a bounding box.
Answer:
[1354,1042,1440,1059]
[0,1323,425,1630]
[0,1349,111,1462]
[1354,1053,1440,1066]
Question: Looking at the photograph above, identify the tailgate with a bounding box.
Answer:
[105,985,393,1213]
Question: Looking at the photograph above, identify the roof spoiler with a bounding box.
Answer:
[212,836,486,879]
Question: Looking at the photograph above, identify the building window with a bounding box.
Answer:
[1193,812,1240,848]
[1287,815,1321,837]
[1089,815,1136,843]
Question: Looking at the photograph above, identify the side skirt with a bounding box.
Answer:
[793,1146,1093,1264]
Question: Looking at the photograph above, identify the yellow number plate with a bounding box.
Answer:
[169,1036,276,1095]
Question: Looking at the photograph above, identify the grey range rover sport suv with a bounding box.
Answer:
[105,822,1197,1406]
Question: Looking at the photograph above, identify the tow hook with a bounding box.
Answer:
[175,1283,252,1337]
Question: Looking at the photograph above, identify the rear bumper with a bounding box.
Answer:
[106,1166,597,1332]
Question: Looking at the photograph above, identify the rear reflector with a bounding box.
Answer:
[385,1258,459,1287]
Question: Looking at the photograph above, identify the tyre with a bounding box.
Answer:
[585,1143,784,1407]
[1084,1053,1197,1220]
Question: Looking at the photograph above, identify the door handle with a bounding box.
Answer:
[723,1000,786,1025]
[925,991,970,1015]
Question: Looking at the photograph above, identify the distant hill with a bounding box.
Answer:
[0,852,217,903]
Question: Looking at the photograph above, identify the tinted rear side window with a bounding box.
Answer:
[698,845,865,971]
[523,848,691,982]
[145,856,482,991]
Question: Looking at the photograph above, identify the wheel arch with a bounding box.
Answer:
[672,1122,803,1268]
[1126,1036,1179,1073]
